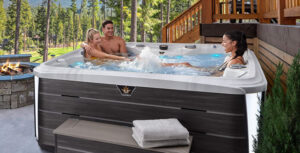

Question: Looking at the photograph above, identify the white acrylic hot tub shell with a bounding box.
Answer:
[34,43,267,95]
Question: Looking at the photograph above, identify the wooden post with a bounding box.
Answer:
[233,0,237,14]
[216,0,220,14]
[162,26,167,43]
[253,38,259,57]
[266,0,270,12]
[251,0,254,13]
[202,0,213,23]
[225,0,229,14]
[259,0,271,23]
[198,5,201,23]
[277,0,296,25]
[257,0,260,13]
[170,25,173,43]
[242,0,245,14]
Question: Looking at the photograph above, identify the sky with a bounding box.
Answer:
[3,0,82,8]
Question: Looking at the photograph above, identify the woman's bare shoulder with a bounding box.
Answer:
[228,57,245,66]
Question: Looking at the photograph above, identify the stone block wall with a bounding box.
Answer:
[0,78,34,109]
[0,54,31,63]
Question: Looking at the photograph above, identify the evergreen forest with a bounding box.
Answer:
[0,0,198,61]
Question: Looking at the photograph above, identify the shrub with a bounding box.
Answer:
[255,52,300,153]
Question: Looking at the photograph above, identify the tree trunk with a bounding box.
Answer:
[149,33,153,42]
[160,2,163,42]
[76,15,80,48]
[103,0,106,20]
[92,1,95,28]
[14,0,21,54]
[141,0,146,42]
[43,0,51,62]
[23,29,27,51]
[63,25,66,48]
[166,0,170,24]
[130,0,137,42]
[73,13,75,50]
[120,0,124,38]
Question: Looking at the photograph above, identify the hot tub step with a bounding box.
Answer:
[53,118,192,153]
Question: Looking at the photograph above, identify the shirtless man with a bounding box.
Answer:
[81,28,129,61]
[100,20,128,56]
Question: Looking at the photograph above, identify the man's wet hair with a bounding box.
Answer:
[102,20,113,28]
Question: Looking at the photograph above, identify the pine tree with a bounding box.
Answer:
[74,14,82,48]
[71,0,77,50]
[43,0,51,62]
[5,0,32,52]
[57,21,64,45]
[166,0,170,24]
[285,52,300,153]
[130,0,137,42]
[255,53,300,153]
[259,64,290,153]
[80,0,89,41]
[88,0,98,28]
[0,0,6,42]
[21,0,32,51]
[14,0,21,54]
[120,0,124,38]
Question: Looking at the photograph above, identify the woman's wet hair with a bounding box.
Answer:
[224,31,247,59]
[86,28,100,44]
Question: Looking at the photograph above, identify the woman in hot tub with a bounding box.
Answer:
[80,28,130,61]
[162,30,248,75]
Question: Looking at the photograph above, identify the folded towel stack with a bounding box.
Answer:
[132,118,190,148]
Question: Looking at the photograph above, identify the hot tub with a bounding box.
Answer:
[34,43,267,153]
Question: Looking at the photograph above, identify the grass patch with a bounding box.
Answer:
[19,45,81,63]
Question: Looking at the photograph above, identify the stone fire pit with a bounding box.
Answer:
[0,54,39,109]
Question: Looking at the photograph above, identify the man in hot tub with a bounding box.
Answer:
[81,20,129,60]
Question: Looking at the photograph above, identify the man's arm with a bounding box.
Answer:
[119,37,127,55]
[89,47,130,61]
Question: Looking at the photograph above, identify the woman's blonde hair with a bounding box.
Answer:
[86,28,100,44]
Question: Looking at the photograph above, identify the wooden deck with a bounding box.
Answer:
[162,0,300,92]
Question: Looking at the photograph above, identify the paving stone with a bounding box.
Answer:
[27,91,34,103]
[3,95,10,102]
[0,82,11,89]
[12,80,27,92]
[11,94,18,109]
[0,89,11,95]
[0,101,10,109]
[19,94,27,105]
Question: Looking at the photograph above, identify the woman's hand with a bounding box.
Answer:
[123,57,133,61]
[179,62,193,67]
[81,43,92,53]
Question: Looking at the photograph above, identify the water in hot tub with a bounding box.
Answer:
[69,47,226,76]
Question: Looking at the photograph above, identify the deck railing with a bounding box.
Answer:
[262,0,279,19]
[262,0,300,24]
[284,0,300,17]
[213,0,259,20]
[161,0,300,43]
[162,0,202,43]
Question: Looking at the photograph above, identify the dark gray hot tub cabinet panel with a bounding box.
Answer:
[53,119,192,153]
[37,78,248,153]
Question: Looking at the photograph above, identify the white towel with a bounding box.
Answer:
[132,118,189,141]
[132,128,190,148]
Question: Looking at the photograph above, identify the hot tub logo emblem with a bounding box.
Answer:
[117,85,136,96]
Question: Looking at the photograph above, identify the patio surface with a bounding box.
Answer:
[0,105,51,153]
